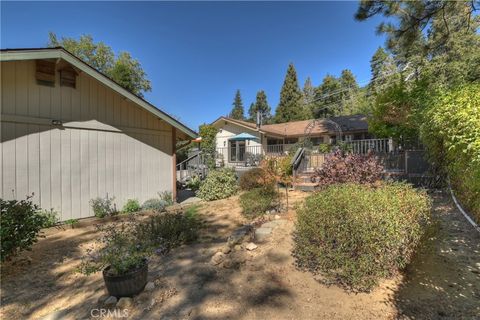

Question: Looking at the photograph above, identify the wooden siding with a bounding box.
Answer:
[1,60,173,220]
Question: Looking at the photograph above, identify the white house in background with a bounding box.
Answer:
[210,115,374,166]
[0,47,197,221]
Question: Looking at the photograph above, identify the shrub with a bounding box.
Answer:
[142,198,168,212]
[186,175,201,191]
[1,195,48,261]
[158,191,174,206]
[420,84,480,222]
[122,199,141,214]
[239,186,279,219]
[239,168,275,190]
[314,150,383,187]
[78,221,152,276]
[317,143,332,153]
[294,182,431,292]
[197,168,238,201]
[38,208,59,228]
[135,209,200,254]
[90,195,116,218]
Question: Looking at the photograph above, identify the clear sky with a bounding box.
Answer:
[1,1,385,130]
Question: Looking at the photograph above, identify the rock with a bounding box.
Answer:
[221,245,231,254]
[116,297,133,309]
[145,281,155,291]
[245,242,258,251]
[211,252,225,265]
[234,244,242,251]
[97,294,110,304]
[274,215,281,220]
[227,225,252,246]
[104,296,117,307]
[254,227,272,242]
[41,309,70,320]
[222,259,234,269]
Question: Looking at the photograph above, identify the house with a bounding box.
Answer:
[211,115,375,166]
[0,47,197,220]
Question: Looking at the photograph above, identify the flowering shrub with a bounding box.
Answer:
[314,150,383,187]
[122,199,141,214]
[90,195,117,218]
[197,168,238,201]
[294,182,431,292]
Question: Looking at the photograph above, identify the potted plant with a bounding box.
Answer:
[78,221,152,297]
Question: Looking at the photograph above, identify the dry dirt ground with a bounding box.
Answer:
[1,190,479,320]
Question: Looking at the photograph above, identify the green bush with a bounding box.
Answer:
[1,196,48,262]
[239,168,274,190]
[186,175,201,191]
[158,191,174,206]
[122,199,141,214]
[90,195,116,218]
[135,208,200,254]
[239,186,279,219]
[38,208,59,228]
[420,83,480,222]
[294,183,431,292]
[142,198,168,212]
[197,168,238,201]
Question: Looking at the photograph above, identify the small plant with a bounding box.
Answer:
[294,182,431,292]
[314,150,383,187]
[186,175,201,191]
[38,208,59,228]
[1,195,48,261]
[317,143,332,153]
[64,219,79,228]
[78,221,152,276]
[158,191,174,206]
[239,186,279,219]
[122,199,141,214]
[197,168,238,201]
[239,168,275,190]
[142,198,168,212]
[90,195,116,218]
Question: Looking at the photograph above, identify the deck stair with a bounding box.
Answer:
[293,167,318,191]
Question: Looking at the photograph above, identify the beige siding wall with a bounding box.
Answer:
[1,60,173,220]
[215,122,263,163]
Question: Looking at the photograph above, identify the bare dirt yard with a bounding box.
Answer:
[1,190,479,320]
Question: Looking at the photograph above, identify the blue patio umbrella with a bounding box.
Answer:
[228,132,259,141]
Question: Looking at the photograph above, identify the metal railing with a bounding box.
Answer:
[176,152,208,183]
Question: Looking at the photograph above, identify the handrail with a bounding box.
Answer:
[176,150,202,169]
[291,147,305,170]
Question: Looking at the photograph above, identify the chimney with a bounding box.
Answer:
[256,111,262,129]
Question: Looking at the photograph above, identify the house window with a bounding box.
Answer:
[36,60,56,86]
[285,138,298,145]
[310,137,322,146]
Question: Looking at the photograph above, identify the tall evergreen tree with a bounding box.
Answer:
[368,47,397,95]
[313,74,342,118]
[274,63,305,123]
[302,77,315,118]
[229,89,245,120]
[248,90,271,123]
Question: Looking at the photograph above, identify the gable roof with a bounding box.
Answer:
[0,47,197,139]
[212,115,368,138]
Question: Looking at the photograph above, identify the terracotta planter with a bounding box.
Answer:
[102,260,148,297]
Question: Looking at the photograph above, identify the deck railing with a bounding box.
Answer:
[347,138,393,154]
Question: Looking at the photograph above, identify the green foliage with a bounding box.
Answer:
[158,191,174,206]
[186,175,201,191]
[239,186,279,219]
[78,221,152,276]
[248,90,271,123]
[239,168,275,191]
[90,195,117,218]
[230,89,245,120]
[199,124,219,170]
[1,196,48,262]
[142,199,168,212]
[197,168,238,201]
[64,219,79,228]
[122,199,141,214]
[420,83,480,221]
[48,32,151,97]
[275,63,306,123]
[38,208,59,228]
[368,47,397,96]
[294,183,431,291]
[135,210,199,255]
[317,143,332,153]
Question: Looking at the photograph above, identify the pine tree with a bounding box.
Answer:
[248,90,271,124]
[368,47,396,95]
[229,89,245,120]
[313,74,342,118]
[274,63,304,123]
[302,77,315,118]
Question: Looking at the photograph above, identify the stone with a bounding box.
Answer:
[234,244,242,251]
[145,281,155,291]
[274,215,281,220]
[221,245,231,254]
[227,225,252,246]
[210,252,225,265]
[254,227,272,242]
[41,309,70,320]
[97,294,110,304]
[245,242,258,251]
[104,296,117,307]
[116,297,134,309]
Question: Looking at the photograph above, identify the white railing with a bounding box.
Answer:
[347,138,393,154]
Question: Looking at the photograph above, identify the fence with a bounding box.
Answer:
[347,138,393,154]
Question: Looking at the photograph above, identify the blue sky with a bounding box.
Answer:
[1,1,385,130]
